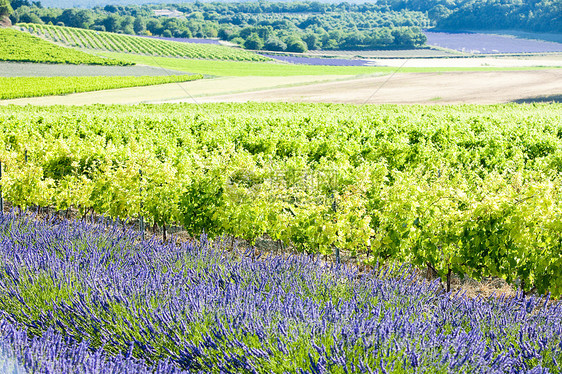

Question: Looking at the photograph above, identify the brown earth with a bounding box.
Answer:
[2,69,561,106]
[0,16,12,28]
[194,69,562,105]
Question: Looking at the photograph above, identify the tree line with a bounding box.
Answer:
[5,0,561,52]
[8,0,429,51]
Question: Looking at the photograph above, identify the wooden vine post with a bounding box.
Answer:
[139,168,145,241]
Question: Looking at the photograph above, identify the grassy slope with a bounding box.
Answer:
[0,74,203,99]
[99,51,557,77]
[0,28,129,65]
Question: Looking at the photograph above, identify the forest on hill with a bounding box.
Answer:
[6,0,561,53]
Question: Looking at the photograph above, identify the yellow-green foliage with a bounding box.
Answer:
[0,74,203,99]
[18,23,271,62]
[0,28,130,65]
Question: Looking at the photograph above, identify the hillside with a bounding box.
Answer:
[0,28,130,65]
[18,24,272,61]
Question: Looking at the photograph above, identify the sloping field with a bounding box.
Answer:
[18,23,270,62]
[192,70,562,105]
[0,28,128,65]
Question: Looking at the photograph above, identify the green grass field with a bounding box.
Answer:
[0,74,203,99]
[99,51,558,77]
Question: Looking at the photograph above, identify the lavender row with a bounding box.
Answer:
[261,54,374,66]
[424,31,562,54]
[0,319,187,374]
[0,213,561,373]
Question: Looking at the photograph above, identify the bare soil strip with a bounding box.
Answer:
[0,62,188,77]
[193,70,562,105]
[0,75,352,106]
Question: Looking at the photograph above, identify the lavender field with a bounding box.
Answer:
[424,31,562,54]
[0,212,561,373]
[261,54,374,67]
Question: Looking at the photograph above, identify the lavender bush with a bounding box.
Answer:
[0,212,560,373]
[260,54,374,66]
[424,31,562,54]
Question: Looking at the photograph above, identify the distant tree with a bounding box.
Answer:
[133,16,146,34]
[285,36,307,52]
[391,27,425,48]
[60,9,93,29]
[19,12,42,24]
[302,33,321,50]
[103,5,119,13]
[188,11,204,21]
[428,4,452,23]
[103,14,121,33]
[369,28,394,48]
[217,26,234,40]
[9,0,31,10]
[230,36,244,45]
[323,38,338,50]
[146,19,162,35]
[179,28,192,38]
[264,36,286,51]
[1,0,12,17]
[121,15,134,34]
[243,32,263,50]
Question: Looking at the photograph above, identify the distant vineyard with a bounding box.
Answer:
[2,103,562,297]
[0,28,129,66]
[17,23,272,62]
[0,74,203,100]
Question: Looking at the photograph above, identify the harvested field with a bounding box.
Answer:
[0,62,187,77]
[3,67,560,106]
[191,70,562,105]
[371,55,562,68]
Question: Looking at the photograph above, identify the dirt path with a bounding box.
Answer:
[193,70,562,105]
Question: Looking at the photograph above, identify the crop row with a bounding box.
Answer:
[0,28,129,66]
[0,103,562,296]
[0,74,203,100]
[17,23,272,62]
[0,213,560,373]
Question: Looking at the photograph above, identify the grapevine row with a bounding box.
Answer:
[1,103,561,296]
[18,23,272,62]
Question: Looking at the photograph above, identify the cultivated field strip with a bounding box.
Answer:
[0,74,203,99]
[17,23,272,62]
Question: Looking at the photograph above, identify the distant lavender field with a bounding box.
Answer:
[139,35,221,45]
[424,30,562,54]
[261,54,374,66]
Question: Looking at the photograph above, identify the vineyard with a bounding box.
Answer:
[17,23,272,62]
[0,74,203,100]
[1,103,562,298]
[0,28,129,65]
